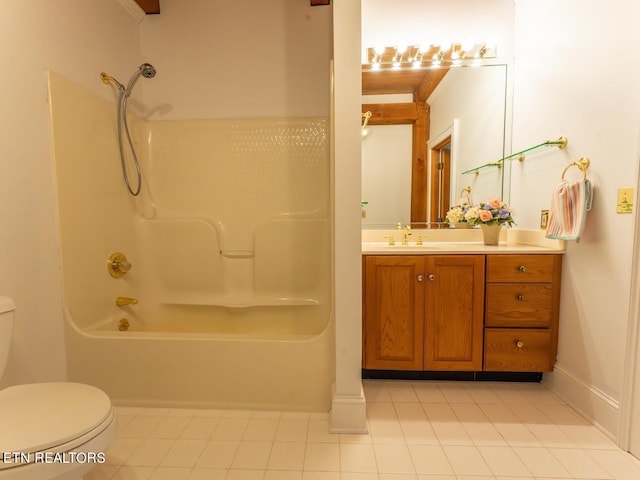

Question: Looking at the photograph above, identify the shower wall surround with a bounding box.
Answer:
[142,119,329,319]
[49,71,333,409]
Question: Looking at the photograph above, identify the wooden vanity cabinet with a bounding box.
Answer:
[363,255,485,371]
[483,254,562,372]
[363,252,563,375]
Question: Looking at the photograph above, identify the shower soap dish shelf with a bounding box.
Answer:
[161,295,320,308]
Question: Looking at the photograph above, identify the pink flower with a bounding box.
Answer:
[479,210,493,222]
[488,198,502,209]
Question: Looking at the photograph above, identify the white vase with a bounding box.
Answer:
[480,224,502,245]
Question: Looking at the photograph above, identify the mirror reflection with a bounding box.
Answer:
[361,64,509,228]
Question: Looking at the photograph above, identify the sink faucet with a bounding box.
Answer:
[397,223,411,245]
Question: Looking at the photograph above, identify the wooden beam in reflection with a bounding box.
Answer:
[362,103,417,125]
[412,102,429,223]
[416,68,448,102]
[135,0,160,14]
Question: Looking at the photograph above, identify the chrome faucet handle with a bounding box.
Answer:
[416,235,423,246]
[384,235,395,246]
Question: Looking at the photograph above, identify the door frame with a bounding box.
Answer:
[619,175,640,456]
[427,119,460,224]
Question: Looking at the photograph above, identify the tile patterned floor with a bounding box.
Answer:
[84,380,640,480]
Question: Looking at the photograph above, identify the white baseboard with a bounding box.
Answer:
[544,363,620,441]
[329,383,368,434]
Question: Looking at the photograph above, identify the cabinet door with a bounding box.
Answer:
[424,255,485,371]
[364,256,425,370]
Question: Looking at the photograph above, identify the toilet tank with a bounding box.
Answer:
[0,295,15,377]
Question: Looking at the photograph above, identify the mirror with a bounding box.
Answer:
[361,64,509,228]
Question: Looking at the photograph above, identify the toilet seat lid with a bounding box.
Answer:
[0,382,113,455]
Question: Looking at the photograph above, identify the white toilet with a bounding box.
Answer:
[0,296,117,480]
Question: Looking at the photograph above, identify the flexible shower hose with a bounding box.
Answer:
[116,93,142,196]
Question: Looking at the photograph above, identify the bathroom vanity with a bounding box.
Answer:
[361,229,564,377]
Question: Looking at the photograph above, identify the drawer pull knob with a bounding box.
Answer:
[428,274,435,282]
[417,274,424,282]
[515,340,524,349]
[518,265,527,272]
[517,294,525,301]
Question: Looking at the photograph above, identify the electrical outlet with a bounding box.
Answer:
[617,188,634,214]
[540,210,549,229]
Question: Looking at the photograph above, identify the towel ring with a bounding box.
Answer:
[561,157,590,181]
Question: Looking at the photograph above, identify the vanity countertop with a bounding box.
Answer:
[362,228,565,255]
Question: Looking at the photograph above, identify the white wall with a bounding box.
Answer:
[0,0,142,387]
[428,65,508,205]
[140,0,332,120]
[331,0,367,433]
[511,0,640,436]
[362,0,515,61]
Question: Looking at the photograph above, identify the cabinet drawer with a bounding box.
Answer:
[486,255,556,283]
[485,284,553,327]
[484,328,553,372]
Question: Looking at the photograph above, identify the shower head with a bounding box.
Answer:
[124,63,157,96]
[140,63,156,79]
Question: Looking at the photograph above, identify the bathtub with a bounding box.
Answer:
[61,215,333,411]
[65,308,335,411]
[49,72,334,411]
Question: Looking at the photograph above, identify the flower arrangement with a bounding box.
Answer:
[445,200,472,225]
[464,198,515,227]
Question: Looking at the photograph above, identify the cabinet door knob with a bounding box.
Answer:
[515,340,524,349]
[428,274,435,282]
[417,274,424,282]
[518,265,527,272]
[517,294,525,301]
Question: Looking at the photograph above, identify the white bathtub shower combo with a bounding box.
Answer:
[48,70,333,410]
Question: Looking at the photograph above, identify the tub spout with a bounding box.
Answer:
[116,296,138,307]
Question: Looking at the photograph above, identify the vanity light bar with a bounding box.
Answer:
[363,43,497,70]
